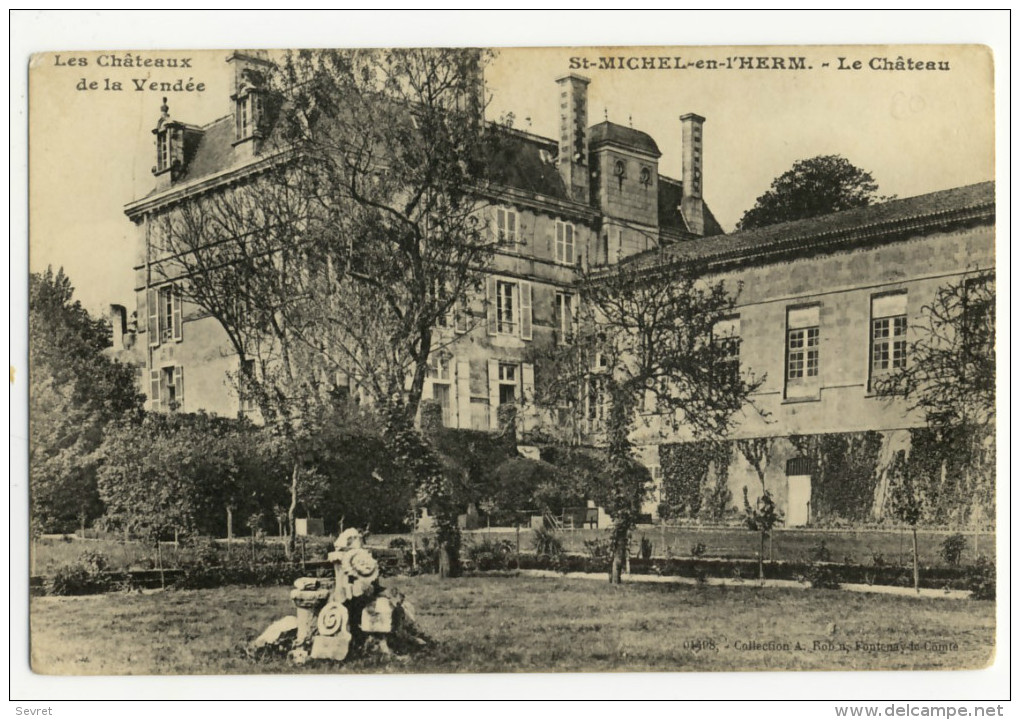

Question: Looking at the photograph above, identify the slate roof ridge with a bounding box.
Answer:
[622,181,995,271]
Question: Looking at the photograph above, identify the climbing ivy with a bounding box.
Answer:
[790,431,883,523]
[660,440,733,520]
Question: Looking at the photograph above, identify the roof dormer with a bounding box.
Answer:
[151,97,204,190]
[227,51,274,161]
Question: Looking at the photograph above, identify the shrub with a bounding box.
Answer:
[806,564,841,590]
[808,540,833,563]
[871,553,886,567]
[466,538,517,571]
[690,542,707,558]
[583,536,612,560]
[531,527,564,557]
[638,536,653,560]
[965,556,995,600]
[49,551,113,595]
[940,533,967,566]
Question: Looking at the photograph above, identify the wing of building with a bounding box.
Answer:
[122,52,994,526]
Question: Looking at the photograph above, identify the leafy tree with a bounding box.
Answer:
[887,450,925,593]
[536,266,764,583]
[96,413,277,544]
[736,155,887,231]
[151,49,509,565]
[737,438,780,584]
[879,272,995,524]
[29,268,144,532]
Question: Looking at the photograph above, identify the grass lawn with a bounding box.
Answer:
[30,574,994,675]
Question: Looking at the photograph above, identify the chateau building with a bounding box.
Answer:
[122,52,994,524]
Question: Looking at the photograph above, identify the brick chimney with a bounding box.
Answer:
[680,113,706,235]
[556,74,591,204]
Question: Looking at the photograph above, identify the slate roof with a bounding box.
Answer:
[589,121,661,158]
[658,176,725,237]
[478,128,568,200]
[173,115,236,184]
[136,107,730,237]
[622,181,995,272]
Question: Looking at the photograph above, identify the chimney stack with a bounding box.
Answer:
[556,74,591,204]
[680,113,706,235]
[110,304,127,349]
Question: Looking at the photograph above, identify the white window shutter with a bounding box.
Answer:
[149,367,161,409]
[147,287,160,347]
[520,281,533,340]
[521,362,535,406]
[172,288,183,342]
[486,276,497,335]
[487,359,500,430]
[174,366,184,410]
[456,360,472,429]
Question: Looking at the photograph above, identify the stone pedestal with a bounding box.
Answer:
[290,584,331,645]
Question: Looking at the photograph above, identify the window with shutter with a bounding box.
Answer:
[555,221,575,264]
[173,366,184,411]
[519,281,532,340]
[147,287,160,348]
[172,289,183,342]
[149,367,161,409]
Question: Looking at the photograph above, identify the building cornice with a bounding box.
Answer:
[626,199,994,280]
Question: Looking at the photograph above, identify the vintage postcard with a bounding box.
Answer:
[23,39,999,695]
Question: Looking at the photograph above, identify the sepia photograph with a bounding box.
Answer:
[12,10,1008,709]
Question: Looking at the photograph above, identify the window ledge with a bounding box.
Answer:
[781,395,821,405]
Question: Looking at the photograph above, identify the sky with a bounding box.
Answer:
[25,20,997,321]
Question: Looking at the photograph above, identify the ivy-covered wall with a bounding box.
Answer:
[791,431,884,522]
[657,428,994,526]
[659,441,733,520]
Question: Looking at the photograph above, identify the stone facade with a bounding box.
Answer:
[122,53,994,525]
[626,184,995,520]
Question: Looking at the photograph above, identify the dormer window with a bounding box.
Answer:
[234,86,265,144]
[236,92,256,141]
[157,130,171,172]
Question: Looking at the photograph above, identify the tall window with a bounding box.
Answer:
[236,93,257,140]
[429,355,453,425]
[555,292,574,345]
[870,293,907,391]
[496,207,518,244]
[498,363,518,405]
[555,221,575,265]
[585,375,608,432]
[157,131,170,172]
[155,365,183,411]
[712,316,741,388]
[488,277,531,339]
[155,284,182,344]
[786,305,820,398]
[496,281,516,335]
[239,359,256,413]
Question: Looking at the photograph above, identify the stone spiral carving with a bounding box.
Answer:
[316,601,348,637]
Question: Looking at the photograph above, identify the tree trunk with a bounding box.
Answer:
[226,506,233,562]
[911,526,920,594]
[759,530,766,585]
[156,539,165,590]
[286,461,299,560]
[438,543,451,579]
[610,541,626,585]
